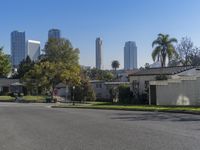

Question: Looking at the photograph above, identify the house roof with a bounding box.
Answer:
[105,82,130,85]
[55,83,67,88]
[129,66,195,76]
[11,82,23,86]
[0,79,20,86]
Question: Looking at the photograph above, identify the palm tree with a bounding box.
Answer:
[111,60,120,71]
[152,34,178,67]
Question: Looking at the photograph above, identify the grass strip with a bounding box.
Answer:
[52,102,200,114]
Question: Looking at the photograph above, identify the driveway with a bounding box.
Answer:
[0,103,199,150]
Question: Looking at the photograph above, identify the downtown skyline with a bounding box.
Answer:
[0,0,200,69]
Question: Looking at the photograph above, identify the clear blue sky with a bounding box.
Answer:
[0,0,200,69]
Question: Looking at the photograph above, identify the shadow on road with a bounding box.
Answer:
[111,112,200,122]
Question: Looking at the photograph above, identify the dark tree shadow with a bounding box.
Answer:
[111,112,200,122]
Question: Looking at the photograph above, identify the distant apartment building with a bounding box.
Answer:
[26,40,40,61]
[11,31,26,67]
[96,37,103,70]
[48,29,61,39]
[124,41,137,70]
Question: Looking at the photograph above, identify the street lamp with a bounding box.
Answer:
[72,86,75,105]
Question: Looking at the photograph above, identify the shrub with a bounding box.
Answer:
[155,75,168,80]
[118,85,133,104]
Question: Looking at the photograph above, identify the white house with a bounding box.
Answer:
[90,80,130,100]
[129,66,200,106]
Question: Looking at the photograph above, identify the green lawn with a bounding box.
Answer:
[0,96,15,101]
[22,96,46,102]
[53,102,200,114]
[0,95,46,103]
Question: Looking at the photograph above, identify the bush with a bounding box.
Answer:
[118,85,133,104]
[73,80,96,102]
[155,75,168,80]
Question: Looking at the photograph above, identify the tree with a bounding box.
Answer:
[13,56,34,79]
[177,37,193,66]
[85,68,114,81]
[44,38,79,65]
[152,34,178,67]
[189,47,200,66]
[0,47,11,77]
[23,38,81,98]
[111,60,120,71]
[144,63,150,69]
[73,74,96,102]
[176,37,200,66]
[118,84,133,104]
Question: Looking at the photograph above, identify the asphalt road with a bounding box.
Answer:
[0,103,200,150]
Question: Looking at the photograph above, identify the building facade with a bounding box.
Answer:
[48,29,61,39]
[11,31,26,67]
[90,80,130,101]
[129,66,194,96]
[96,37,103,70]
[124,41,137,70]
[27,40,40,61]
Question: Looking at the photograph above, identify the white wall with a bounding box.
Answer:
[130,75,157,94]
[150,77,200,106]
[91,82,110,99]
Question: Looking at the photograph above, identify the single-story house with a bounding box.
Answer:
[129,66,196,95]
[90,80,130,100]
[54,83,70,102]
[129,66,200,106]
[0,78,20,94]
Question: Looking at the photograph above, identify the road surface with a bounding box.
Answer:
[0,103,200,150]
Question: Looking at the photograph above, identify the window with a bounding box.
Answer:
[96,83,102,88]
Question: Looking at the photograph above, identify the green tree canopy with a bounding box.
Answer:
[152,34,178,67]
[23,38,81,96]
[85,68,114,81]
[0,47,11,77]
[44,38,79,65]
[73,70,96,102]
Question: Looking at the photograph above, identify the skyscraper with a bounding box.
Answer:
[11,31,26,67]
[124,41,137,70]
[96,37,103,70]
[27,40,41,61]
[48,29,61,39]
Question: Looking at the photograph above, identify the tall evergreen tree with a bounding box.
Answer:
[14,56,34,79]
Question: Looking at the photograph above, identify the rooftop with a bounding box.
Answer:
[129,66,195,76]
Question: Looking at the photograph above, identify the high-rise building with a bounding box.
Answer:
[48,29,61,39]
[96,37,103,70]
[11,31,26,67]
[27,40,40,61]
[124,41,137,70]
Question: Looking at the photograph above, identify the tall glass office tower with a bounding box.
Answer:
[48,29,61,39]
[124,41,137,70]
[11,31,26,67]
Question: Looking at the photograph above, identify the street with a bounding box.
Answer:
[0,103,200,150]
